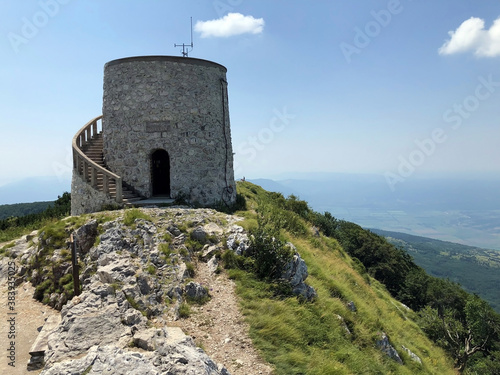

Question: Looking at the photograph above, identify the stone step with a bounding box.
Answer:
[28,314,62,370]
[123,196,142,204]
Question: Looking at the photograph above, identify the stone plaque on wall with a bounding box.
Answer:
[145,121,171,132]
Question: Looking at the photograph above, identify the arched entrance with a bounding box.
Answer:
[151,149,170,196]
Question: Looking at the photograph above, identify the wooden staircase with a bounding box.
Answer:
[73,116,144,206]
[81,133,142,204]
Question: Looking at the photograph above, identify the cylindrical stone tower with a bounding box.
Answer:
[102,55,236,206]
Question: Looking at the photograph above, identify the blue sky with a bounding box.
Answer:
[0,0,499,192]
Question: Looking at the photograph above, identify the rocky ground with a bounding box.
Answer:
[176,260,273,375]
[0,207,317,374]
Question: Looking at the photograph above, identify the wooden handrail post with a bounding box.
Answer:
[115,178,122,203]
[91,167,97,187]
[83,161,89,182]
[103,174,109,195]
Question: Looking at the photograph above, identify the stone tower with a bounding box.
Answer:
[71,56,236,215]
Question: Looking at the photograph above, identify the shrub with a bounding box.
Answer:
[0,192,71,243]
[249,228,293,280]
[222,250,254,271]
[284,194,310,219]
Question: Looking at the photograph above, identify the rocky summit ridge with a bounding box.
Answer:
[2,207,316,374]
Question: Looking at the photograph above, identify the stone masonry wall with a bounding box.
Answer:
[102,56,236,206]
[71,173,118,216]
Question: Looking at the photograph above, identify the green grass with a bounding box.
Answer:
[0,241,15,256]
[185,262,195,277]
[227,182,456,375]
[178,302,191,318]
[146,264,156,275]
[228,238,455,375]
[0,192,71,243]
[159,243,172,257]
[123,208,153,227]
[28,215,88,306]
[185,237,204,252]
[163,232,172,243]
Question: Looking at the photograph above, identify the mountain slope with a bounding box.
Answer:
[4,182,495,374]
[230,183,456,374]
[372,228,500,312]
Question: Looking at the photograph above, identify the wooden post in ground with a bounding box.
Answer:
[69,233,81,296]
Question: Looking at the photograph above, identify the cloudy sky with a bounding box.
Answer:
[0,0,499,191]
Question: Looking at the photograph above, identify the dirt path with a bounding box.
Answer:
[0,281,59,375]
[176,261,275,375]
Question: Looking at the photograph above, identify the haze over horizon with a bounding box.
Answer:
[1,0,499,192]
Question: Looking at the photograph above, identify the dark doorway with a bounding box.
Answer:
[151,149,170,196]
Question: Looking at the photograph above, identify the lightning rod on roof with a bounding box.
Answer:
[174,17,194,57]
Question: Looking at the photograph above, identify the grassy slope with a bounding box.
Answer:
[0,186,457,374]
[231,182,455,375]
[372,229,500,312]
[0,193,70,243]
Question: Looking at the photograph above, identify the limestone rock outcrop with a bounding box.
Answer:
[376,332,403,364]
[225,226,317,300]
[30,208,236,374]
[280,243,317,300]
[4,207,318,374]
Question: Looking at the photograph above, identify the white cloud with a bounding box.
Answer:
[439,16,500,57]
[195,13,264,38]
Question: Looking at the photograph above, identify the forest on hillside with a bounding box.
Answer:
[0,193,70,242]
[372,229,500,313]
[0,201,53,220]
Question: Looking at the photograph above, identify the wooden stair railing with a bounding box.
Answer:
[72,115,122,203]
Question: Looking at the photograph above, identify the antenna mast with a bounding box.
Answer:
[174,17,194,57]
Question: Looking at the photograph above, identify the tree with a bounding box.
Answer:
[398,268,431,310]
[419,295,500,372]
